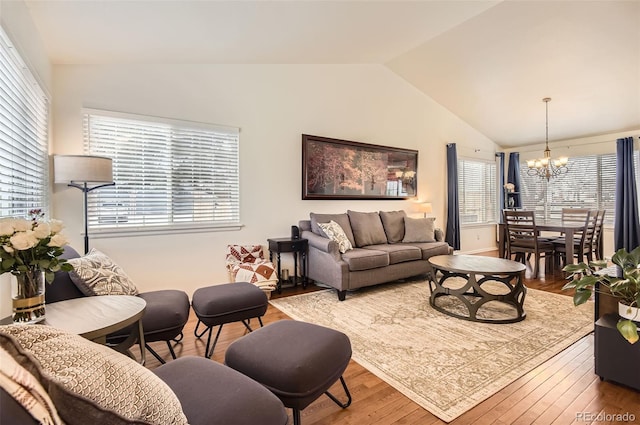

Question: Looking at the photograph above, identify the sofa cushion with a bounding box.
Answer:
[310,213,356,247]
[341,248,389,271]
[363,244,421,265]
[407,241,453,259]
[318,220,353,253]
[379,210,407,243]
[68,249,139,296]
[402,217,436,243]
[0,325,188,425]
[347,210,387,247]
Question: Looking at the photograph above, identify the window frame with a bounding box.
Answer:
[457,156,498,227]
[0,26,50,219]
[83,108,242,237]
[518,150,635,226]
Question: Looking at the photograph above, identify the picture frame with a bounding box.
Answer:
[302,134,418,200]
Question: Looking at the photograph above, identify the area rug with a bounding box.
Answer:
[269,280,593,422]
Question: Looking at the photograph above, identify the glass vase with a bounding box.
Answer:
[12,269,46,324]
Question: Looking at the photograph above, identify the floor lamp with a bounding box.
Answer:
[54,155,115,254]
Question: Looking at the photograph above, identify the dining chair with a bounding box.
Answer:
[553,210,597,266]
[503,210,555,278]
[590,210,606,261]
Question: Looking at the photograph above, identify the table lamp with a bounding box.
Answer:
[53,155,115,254]
[418,202,433,218]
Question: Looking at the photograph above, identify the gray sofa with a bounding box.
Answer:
[299,210,452,300]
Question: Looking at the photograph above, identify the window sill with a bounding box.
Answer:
[88,223,244,239]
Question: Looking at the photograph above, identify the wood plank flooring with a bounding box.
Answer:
[143,254,640,424]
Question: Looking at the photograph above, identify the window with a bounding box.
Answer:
[0,27,49,218]
[83,109,240,234]
[458,158,497,225]
[519,152,639,224]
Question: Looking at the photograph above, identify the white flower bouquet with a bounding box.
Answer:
[0,209,73,322]
[504,183,515,192]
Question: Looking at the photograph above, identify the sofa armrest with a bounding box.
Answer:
[302,230,341,260]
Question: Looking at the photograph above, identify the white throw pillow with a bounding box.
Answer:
[318,220,353,254]
[68,249,139,296]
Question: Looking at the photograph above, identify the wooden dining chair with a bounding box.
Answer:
[503,210,555,278]
[553,210,597,266]
[589,210,606,261]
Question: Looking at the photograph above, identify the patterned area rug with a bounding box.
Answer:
[269,279,593,422]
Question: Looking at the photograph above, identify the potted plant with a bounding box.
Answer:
[562,247,640,344]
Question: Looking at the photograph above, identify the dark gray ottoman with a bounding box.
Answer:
[191,282,268,358]
[154,356,288,425]
[225,320,352,425]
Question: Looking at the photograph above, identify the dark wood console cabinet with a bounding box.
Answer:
[594,314,640,391]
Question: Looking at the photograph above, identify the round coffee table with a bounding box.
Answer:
[427,255,527,323]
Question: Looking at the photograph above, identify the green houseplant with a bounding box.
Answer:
[562,247,640,344]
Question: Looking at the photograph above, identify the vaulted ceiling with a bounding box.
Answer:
[23,0,640,147]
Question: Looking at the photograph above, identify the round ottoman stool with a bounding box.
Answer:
[225,320,352,425]
[191,282,268,358]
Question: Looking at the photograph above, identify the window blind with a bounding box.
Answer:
[0,27,49,218]
[519,152,637,224]
[458,158,497,225]
[83,110,240,232]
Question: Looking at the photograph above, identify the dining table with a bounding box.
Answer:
[498,219,590,268]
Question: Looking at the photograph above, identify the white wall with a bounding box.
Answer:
[0,0,53,318]
[51,64,498,299]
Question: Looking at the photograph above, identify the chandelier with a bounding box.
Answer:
[526,97,568,180]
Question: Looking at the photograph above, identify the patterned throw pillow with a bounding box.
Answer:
[68,249,139,296]
[0,325,188,425]
[318,220,353,254]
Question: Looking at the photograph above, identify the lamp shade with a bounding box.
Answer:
[53,155,113,184]
[418,202,433,214]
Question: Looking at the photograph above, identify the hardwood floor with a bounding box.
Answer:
[143,254,640,424]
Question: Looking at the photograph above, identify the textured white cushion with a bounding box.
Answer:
[318,220,353,253]
[68,249,138,296]
[0,324,188,425]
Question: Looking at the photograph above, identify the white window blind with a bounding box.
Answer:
[458,158,497,225]
[0,27,49,218]
[519,152,637,225]
[83,110,240,233]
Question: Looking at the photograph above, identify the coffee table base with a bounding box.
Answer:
[428,269,527,324]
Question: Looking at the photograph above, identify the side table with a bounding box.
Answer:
[1,295,147,365]
[594,313,640,391]
[267,237,308,293]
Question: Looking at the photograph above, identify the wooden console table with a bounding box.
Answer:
[428,255,527,323]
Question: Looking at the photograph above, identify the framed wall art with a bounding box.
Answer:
[302,134,418,200]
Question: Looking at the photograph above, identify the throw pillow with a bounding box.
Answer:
[318,220,353,254]
[379,210,407,243]
[68,249,139,296]
[309,213,356,247]
[347,210,387,247]
[402,217,436,243]
[0,346,62,424]
[0,325,188,425]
